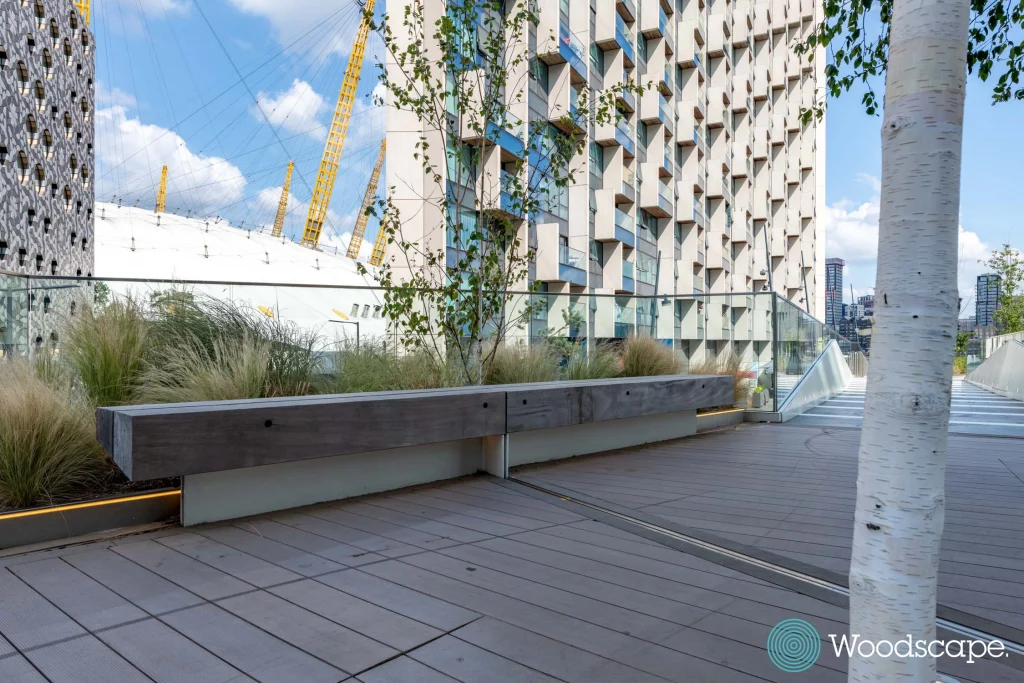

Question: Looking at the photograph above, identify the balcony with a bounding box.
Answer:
[693,273,705,293]
[617,0,637,21]
[618,166,637,203]
[692,196,705,226]
[465,108,526,159]
[621,260,636,293]
[550,85,584,134]
[659,95,675,137]
[660,151,674,178]
[615,119,636,156]
[660,7,675,54]
[558,244,588,286]
[615,207,636,246]
[657,181,674,216]
[659,68,673,96]
[617,71,637,112]
[483,169,524,219]
[559,22,588,79]
[695,245,705,265]
[615,14,637,67]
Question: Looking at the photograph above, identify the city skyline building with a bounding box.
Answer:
[976,273,1001,329]
[385,0,826,366]
[825,257,844,327]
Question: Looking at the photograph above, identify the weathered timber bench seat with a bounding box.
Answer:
[97,375,732,524]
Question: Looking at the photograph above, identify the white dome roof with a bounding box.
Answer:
[92,202,389,344]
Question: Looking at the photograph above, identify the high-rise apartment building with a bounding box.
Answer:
[386,0,825,365]
[1,0,95,278]
[976,273,1001,329]
[857,293,874,316]
[824,257,843,327]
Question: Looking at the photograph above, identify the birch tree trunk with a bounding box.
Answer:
[848,0,969,678]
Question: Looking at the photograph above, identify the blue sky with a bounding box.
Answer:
[91,0,1022,305]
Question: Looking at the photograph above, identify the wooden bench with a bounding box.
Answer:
[98,375,732,525]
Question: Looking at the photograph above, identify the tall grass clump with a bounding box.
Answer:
[485,342,559,385]
[562,343,620,380]
[149,292,323,397]
[953,355,967,375]
[136,335,270,404]
[619,335,679,377]
[64,298,149,406]
[0,361,109,509]
[317,341,403,394]
[687,353,752,407]
[397,350,467,389]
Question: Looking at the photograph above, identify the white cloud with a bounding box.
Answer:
[224,0,361,58]
[823,185,989,313]
[95,82,137,109]
[95,106,247,214]
[253,79,327,139]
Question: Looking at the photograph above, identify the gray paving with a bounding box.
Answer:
[790,377,1024,436]
[519,422,1024,644]
[2,475,1018,682]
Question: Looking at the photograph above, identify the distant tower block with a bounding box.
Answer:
[347,140,386,259]
[271,161,294,238]
[155,165,168,214]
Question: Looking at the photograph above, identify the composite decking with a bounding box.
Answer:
[519,422,1024,640]
[1,429,1021,681]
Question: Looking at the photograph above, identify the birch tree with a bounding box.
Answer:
[794,0,1024,675]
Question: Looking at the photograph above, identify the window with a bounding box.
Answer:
[588,142,603,178]
[70,232,77,245]
[42,47,52,77]
[19,249,28,266]
[0,46,7,70]
[0,241,7,260]
[34,0,45,25]
[26,113,38,144]
[70,154,77,176]
[637,120,648,148]
[69,10,78,32]
[63,185,72,211]
[27,208,35,226]
[0,144,6,165]
[17,151,29,183]
[63,111,72,137]
[361,304,370,318]
[530,58,549,93]
[43,216,50,233]
[373,306,381,318]
[33,163,44,192]
[27,33,36,52]
[63,37,72,64]
[638,35,648,63]
[50,19,59,46]
[35,254,43,271]
[34,80,45,110]
[49,260,57,275]
[350,304,359,316]
[81,237,88,251]
[16,61,28,94]
[589,43,603,73]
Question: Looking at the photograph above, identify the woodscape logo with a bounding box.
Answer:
[766,619,821,672]
[767,617,1009,672]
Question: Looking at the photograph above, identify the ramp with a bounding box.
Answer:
[777,340,853,421]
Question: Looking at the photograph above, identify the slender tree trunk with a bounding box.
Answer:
[848,0,968,679]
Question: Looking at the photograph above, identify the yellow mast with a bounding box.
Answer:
[155,165,168,214]
[368,223,387,266]
[301,0,377,249]
[73,0,90,23]
[271,161,294,238]
[346,140,385,259]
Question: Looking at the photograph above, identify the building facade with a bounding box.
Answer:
[857,293,873,316]
[1,0,95,279]
[824,256,843,327]
[976,273,1001,329]
[386,0,825,366]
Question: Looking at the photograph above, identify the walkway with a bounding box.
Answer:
[0,476,870,683]
[789,377,1024,436]
[2,430,1022,682]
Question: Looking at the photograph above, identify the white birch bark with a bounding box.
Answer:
[847,0,969,679]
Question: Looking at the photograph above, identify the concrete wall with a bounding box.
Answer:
[968,339,1024,402]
